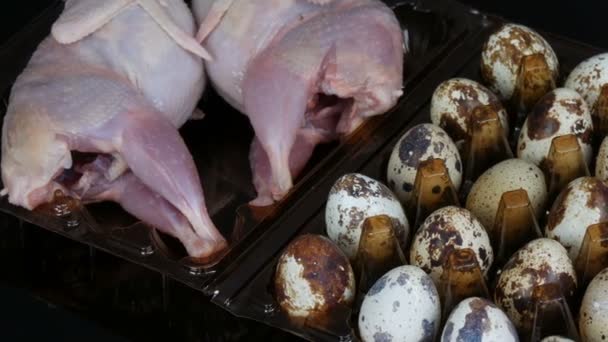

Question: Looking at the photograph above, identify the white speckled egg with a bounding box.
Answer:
[441,297,519,342]
[410,206,493,286]
[580,267,608,341]
[494,238,577,330]
[517,88,594,167]
[358,265,440,342]
[597,137,608,181]
[481,23,558,101]
[274,234,355,319]
[325,173,409,260]
[465,158,547,233]
[565,53,608,119]
[430,78,510,144]
[387,123,462,204]
[546,177,608,261]
[541,336,575,342]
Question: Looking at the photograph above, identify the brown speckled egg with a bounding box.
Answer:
[465,158,547,233]
[597,137,608,181]
[494,238,577,330]
[580,268,608,341]
[565,53,608,122]
[274,234,355,320]
[430,78,509,144]
[546,177,608,261]
[325,173,409,260]
[481,23,558,101]
[410,206,493,286]
[358,265,440,342]
[517,88,594,168]
[441,297,518,342]
[387,123,462,204]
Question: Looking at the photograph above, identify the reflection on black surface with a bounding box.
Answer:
[0,284,128,342]
[0,222,302,341]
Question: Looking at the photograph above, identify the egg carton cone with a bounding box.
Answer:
[527,283,580,341]
[543,134,591,199]
[438,248,491,322]
[407,158,461,230]
[575,222,608,287]
[461,102,514,197]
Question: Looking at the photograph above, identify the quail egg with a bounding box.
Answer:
[481,23,558,101]
[580,267,608,342]
[430,78,509,144]
[546,177,608,261]
[597,137,608,181]
[466,158,547,232]
[494,238,577,330]
[387,123,462,204]
[274,234,355,320]
[441,297,519,342]
[325,173,409,260]
[517,88,594,167]
[359,265,440,342]
[410,206,493,286]
[565,53,608,120]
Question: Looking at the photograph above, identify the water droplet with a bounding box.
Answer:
[53,202,71,218]
[263,303,277,315]
[65,219,80,229]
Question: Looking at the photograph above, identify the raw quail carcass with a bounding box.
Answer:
[1,0,227,258]
[193,0,405,205]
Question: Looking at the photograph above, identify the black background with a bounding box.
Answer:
[460,0,608,49]
[1,1,607,49]
[0,0,605,341]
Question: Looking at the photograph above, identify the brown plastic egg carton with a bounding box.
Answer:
[208,7,608,342]
[0,0,477,318]
[1,1,605,341]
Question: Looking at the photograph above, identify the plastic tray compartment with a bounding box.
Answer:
[0,0,477,297]
[212,8,605,342]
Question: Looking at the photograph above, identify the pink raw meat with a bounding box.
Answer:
[193,0,405,205]
[1,0,226,259]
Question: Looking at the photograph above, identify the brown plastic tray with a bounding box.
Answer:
[212,8,605,342]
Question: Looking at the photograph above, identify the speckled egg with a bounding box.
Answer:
[441,297,519,342]
[274,234,355,319]
[358,265,440,342]
[410,206,493,286]
[430,78,509,144]
[387,123,462,204]
[541,336,575,342]
[597,137,608,181]
[465,158,547,233]
[517,88,594,167]
[580,267,608,341]
[546,177,608,261]
[494,238,577,330]
[325,173,409,260]
[565,53,608,120]
[481,23,559,101]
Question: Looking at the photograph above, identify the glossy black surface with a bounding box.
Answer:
[460,0,608,49]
